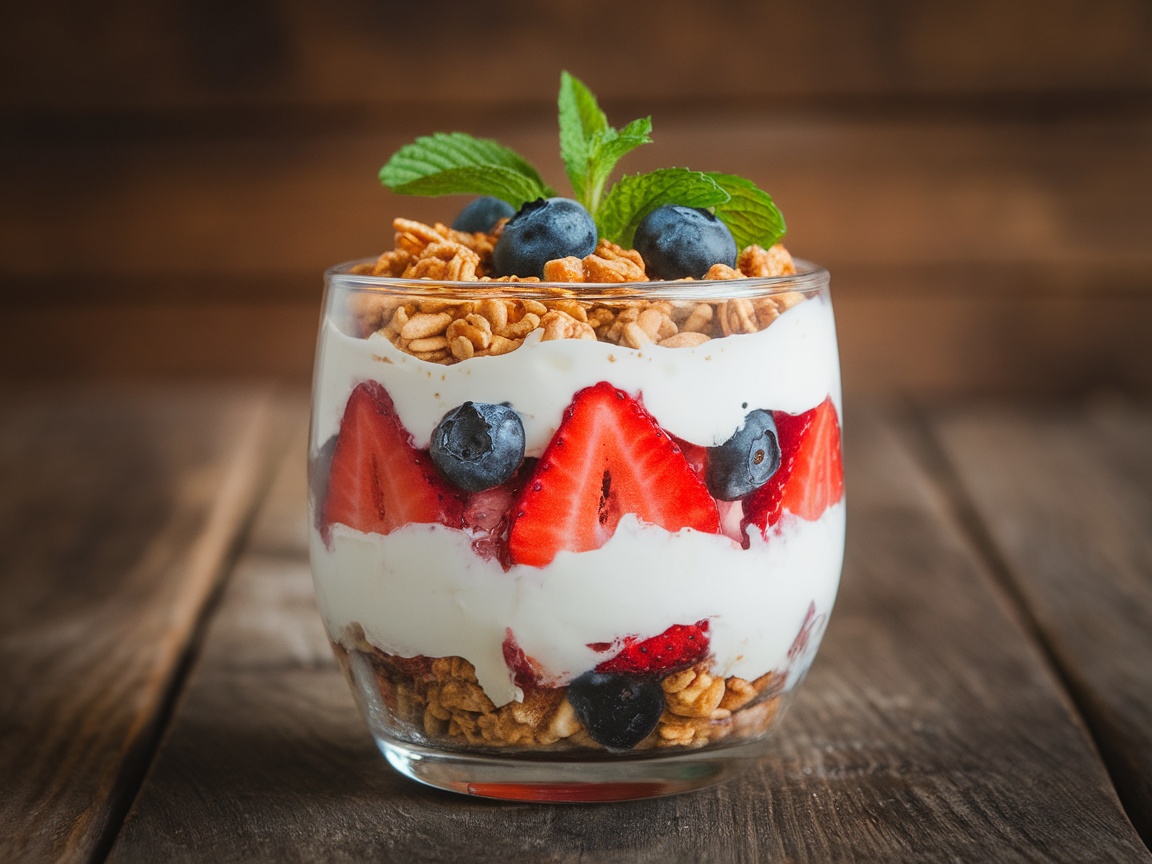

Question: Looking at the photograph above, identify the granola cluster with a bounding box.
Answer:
[344,218,804,364]
[337,637,784,752]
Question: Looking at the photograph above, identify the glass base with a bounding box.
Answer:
[377,737,762,802]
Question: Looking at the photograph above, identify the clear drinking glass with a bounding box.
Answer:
[308,263,844,801]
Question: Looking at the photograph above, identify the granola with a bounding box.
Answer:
[336,638,785,753]
[345,218,805,364]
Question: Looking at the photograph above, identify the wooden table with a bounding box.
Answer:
[3,387,1150,863]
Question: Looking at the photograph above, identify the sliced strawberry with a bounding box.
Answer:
[502,628,545,693]
[593,620,711,676]
[321,381,464,541]
[462,459,535,567]
[670,434,708,483]
[742,396,844,540]
[507,382,721,567]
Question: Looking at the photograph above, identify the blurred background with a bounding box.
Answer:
[1,0,1149,397]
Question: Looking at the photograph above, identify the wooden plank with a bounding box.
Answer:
[2,0,1150,111]
[2,287,1150,397]
[1,115,1149,395]
[0,385,283,864]
[106,404,1150,862]
[3,117,1150,280]
[928,401,1152,843]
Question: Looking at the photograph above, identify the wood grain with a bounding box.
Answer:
[4,117,1150,280]
[105,404,1151,862]
[928,401,1152,843]
[1,116,1150,395]
[2,0,1150,111]
[3,280,1150,398]
[0,386,283,864]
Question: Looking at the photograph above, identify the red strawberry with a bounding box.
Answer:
[593,620,711,676]
[462,459,535,567]
[788,601,825,662]
[321,381,464,541]
[742,396,844,540]
[507,382,721,567]
[502,628,545,692]
[670,434,708,482]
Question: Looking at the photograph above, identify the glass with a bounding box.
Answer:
[308,262,844,801]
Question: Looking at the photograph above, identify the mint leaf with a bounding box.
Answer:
[597,169,731,247]
[382,166,553,208]
[558,71,608,196]
[558,72,652,215]
[706,173,786,249]
[379,132,552,208]
[584,117,652,215]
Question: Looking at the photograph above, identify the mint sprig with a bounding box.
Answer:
[378,132,552,209]
[378,74,788,252]
[558,71,652,218]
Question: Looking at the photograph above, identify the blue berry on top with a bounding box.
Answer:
[566,671,665,751]
[633,205,738,280]
[492,197,597,278]
[705,409,781,500]
[451,196,516,233]
[430,402,525,492]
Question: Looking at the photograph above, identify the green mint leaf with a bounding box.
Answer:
[597,168,731,247]
[706,173,787,249]
[558,72,652,214]
[584,117,652,215]
[382,166,554,209]
[558,71,608,198]
[379,132,552,208]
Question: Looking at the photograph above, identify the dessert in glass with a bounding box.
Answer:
[308,74,844,801]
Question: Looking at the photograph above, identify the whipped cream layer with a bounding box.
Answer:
[312,293,842,454]
[312,506,844,707]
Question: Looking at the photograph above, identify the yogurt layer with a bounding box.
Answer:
[312,292,841,454]
[311,504,844,707]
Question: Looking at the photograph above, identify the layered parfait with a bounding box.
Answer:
[309,75,844,773]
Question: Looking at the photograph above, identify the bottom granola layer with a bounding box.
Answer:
[333,632,786,754]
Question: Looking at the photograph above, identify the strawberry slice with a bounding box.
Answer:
[742,396,843,540]
[462,459,535,567]
[670,434,708,482]
[593,620,711,676]
[321,381,464,540]
[502,628,545,693]
[507,382,721,567]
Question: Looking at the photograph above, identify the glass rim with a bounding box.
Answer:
[324,257,828,302]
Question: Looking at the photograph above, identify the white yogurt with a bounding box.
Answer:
[311,506,844,707]
[308,292,845,708]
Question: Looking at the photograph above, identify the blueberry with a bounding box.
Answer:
[566,671,665,751]
[430,402,525,492]
[451,196,516,233]
[492,197,597,278]
[705,409,781,500]
[633,205,738,280]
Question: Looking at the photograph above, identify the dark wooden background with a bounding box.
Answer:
[2,0,1150,396]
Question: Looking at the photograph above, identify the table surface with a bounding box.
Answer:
[2,386,1151,863]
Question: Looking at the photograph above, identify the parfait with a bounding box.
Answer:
[309,73,844,801]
